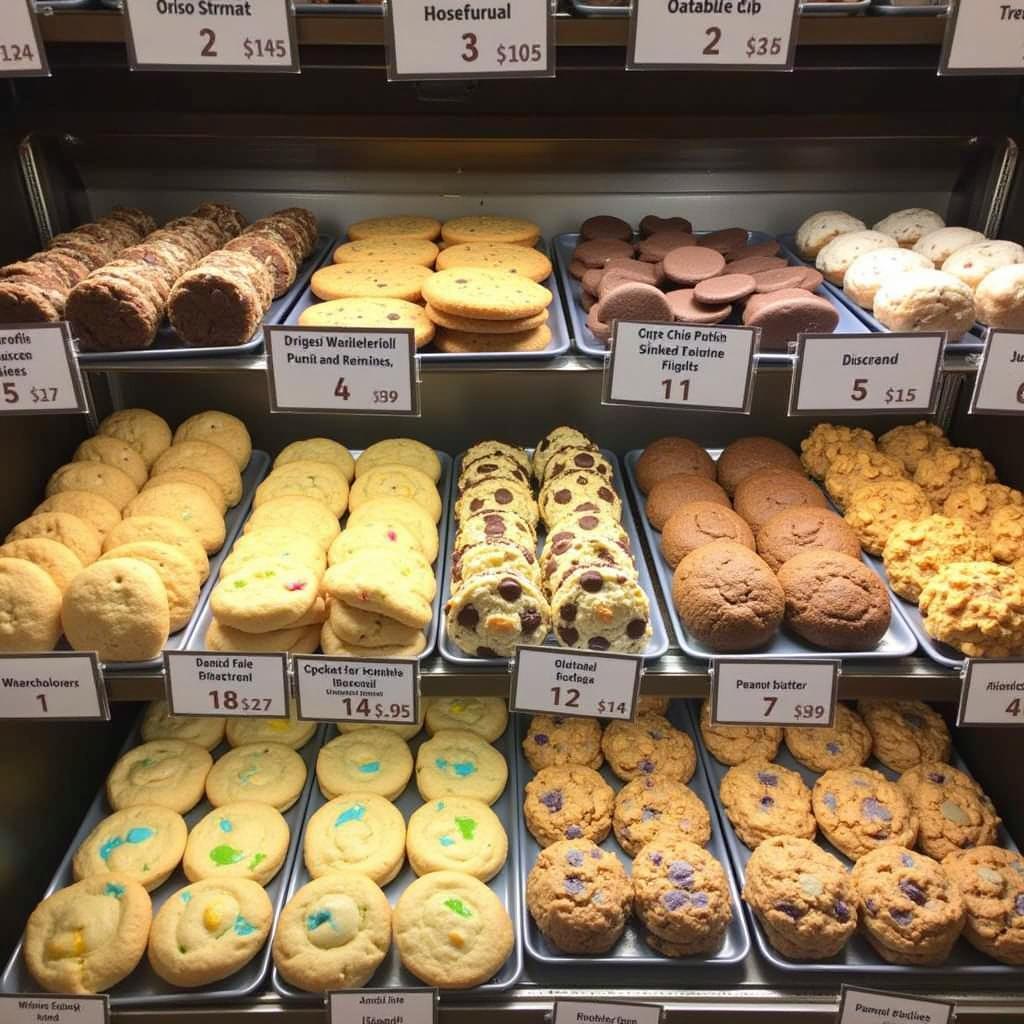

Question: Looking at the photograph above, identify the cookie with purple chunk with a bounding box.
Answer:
[784,704,873,773]
[613,776,711,857]
[857,699,951,773]
[444,569,551,659]
[719,759,815,850]
[602,714,696,784]
[632,836,732,956]
[523,714,604,773]
[523,764,614,848]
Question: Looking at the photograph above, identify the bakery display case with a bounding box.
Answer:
[3,7,1024,1021]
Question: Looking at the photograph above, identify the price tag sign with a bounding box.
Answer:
[837,986,954,1024]
[328,989,437,1024]
[123,0,298,73]
[293,656,418,724]
[265,326,420,417]
[628,0,799,71]
[0,995,109,1024]
[511,646,643,722]
[386,0,555,81]
[941,0,1024,76]
[0,323,89,415]
[969,328,1024,415]
[0,0,49,77]
[554,1000,662,1024]
[0,653,107,721]
[958,658,1024,726]
[605,321,756,413]
[164,651,289,718]
[789,333,945,417]
[711,659,839,728]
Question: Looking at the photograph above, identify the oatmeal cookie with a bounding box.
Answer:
[720,759,816,849]
[523,715,603,772]
[943,846,1024,964]
[698,699,781,766]
[602,714,696,783]
[800,424,876,481]
[523,764,614,847]
[613,776,712,856]
[858,700,951,772]
[784,704,872,773]
[844,480,932,556]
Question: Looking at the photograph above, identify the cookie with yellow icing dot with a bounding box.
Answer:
[184,802,290,886]
[303,793,406,885]
[225,702,316,750]
[424,696,508,743]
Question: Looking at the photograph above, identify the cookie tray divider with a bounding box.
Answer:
[102,448,273,674]
[0,716,326,1006]
[437,448,670,667]
[775,234,986,351]
[283,237,571,363]
[271,718,524,1001]
[872,1,949,14]
[184,449,453,662]
[75,234,336,364]
[690,698,1024,975]
[621,448,919,661]
[552,231,870,362]
[516,703,752,967]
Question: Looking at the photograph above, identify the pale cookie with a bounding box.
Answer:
[275,438,356,482]
[320,621,427,659]
[316,728,414,800]
[103,515,209,582]
[392,870,514,989]
[211,558,320,633]
[7,511,101,566]
[97,408,172,468]
[106,739,213,815]
[436,242,552,282]
[24,874,152,994]
[842,248,932,309]
[173,410,252,470]
[205,620,320,655]
[463,441,531,475]
[444,569,551,658]
[244,495,341,552]
[147,877,272,987]
[795,210,867,259]
[226,704,316,750]
[152,441,243,507]
[406,796,507,881]
[355,438,443,484]
[441,215,540,247]
[46,461,138,511]
[184,801,290,885]
[347,497,440,561]
[874,208,946,249]
[124,483,226,554]
[221,527,326,578]
[347,215,442,242]
[815,230,898,286]
[206,742,307,811]
[272,872,391,991]
[550,565,652,654]
[311,262,434,302]
[423,268,552,321]
[913,227,987,267]
[142,699,225,751]
[100,540,200,632]
[0,537,81,593]
[328,521,425,565]
[333,237,439,267]
[304,792,406,885]
[349,464,441,523]
[73,806,187,891]
[425,697,508,743]
[328,538,435,599]
[34,491,121,538]
[255,460,349,518]
[437,325,553,354]
[143,468,228,515]
[62,558,170,663]
[322,553,433,630]
[298,297,435,349]
[456,478,537,529]
[328,600,424,648]
[415,729,508,806]
[74,436,148,489]
[942,239,1024,291]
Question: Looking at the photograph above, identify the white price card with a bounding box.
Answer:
[0,653,107,721]
[511,646,643,722]
[554,1000,663,1024]
[0,323,88,415]
[969,329,1024,415]
[293,655,418,724]
[941,0,1024,76]
[628,0,799,71]
[124,0,298,72]
[605,321,756,413]
[0,0,49,77]
[328,989,437,1024]
[0,995,109,1024]
[837,986,954,1024]
[711,659,839,728]
[385,0,555,81]
[265,325,420,417]
[789,332,945,417]
[958,658,1024,726]
[164,651,289,718]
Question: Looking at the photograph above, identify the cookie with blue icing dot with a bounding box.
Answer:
[183,801,290,886]
[205,742,307,812]
[406,796,507,881]
[316,727,413,801]
[304,793,406,885]
[415,729,508,806]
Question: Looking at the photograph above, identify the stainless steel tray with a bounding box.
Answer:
[33,0,97,9]
[621,448,919,661]
[802,0,870,13]
[0,719,324,1006]
[76,236,335,363]
[104,449,271,673]
[517,702,752,967]
[695,700,1023,975]
[284,239,571,363]
[438,449,670,667]
[186,450,453,661]
[272,720,524,1000]
[553,231,869,362]
[777,234,985,351]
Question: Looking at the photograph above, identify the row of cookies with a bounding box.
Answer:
[636,435,892,652]
[300,214,555,354]
[570,214,838,350]
[801,421,1024,657]
[0,407,250,661]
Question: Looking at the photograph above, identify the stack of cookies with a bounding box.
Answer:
[0,206,157,323]
[300,213,555,354]
[0,407,246,662]
[570,214,838,350]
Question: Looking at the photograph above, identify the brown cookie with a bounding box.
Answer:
[595,282,673,325]
[756,507,862,573]
[661,502,755,568]
[573,238,635,269]
[726,241,781,262]
[636,232,697,263]
[698,228,748,253]
[663,247,726,286]
[640,215,693,237]
[570,259,587,280]
[664,290,731,325]
[726,256,788,277]
[580,216,633,242]
[734,468,829,533]
[717,437,805,496]
[585,306,612,344]
[744,288,839,351]
[694,273,756,304]
[647,473,731,531]
[753,266,824,294]
[636,437,717,493]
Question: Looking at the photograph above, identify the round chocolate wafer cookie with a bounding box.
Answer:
[665,289,731,325]
[694,273,756,304]
[581,216,633,242]
[663,246,726,286]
